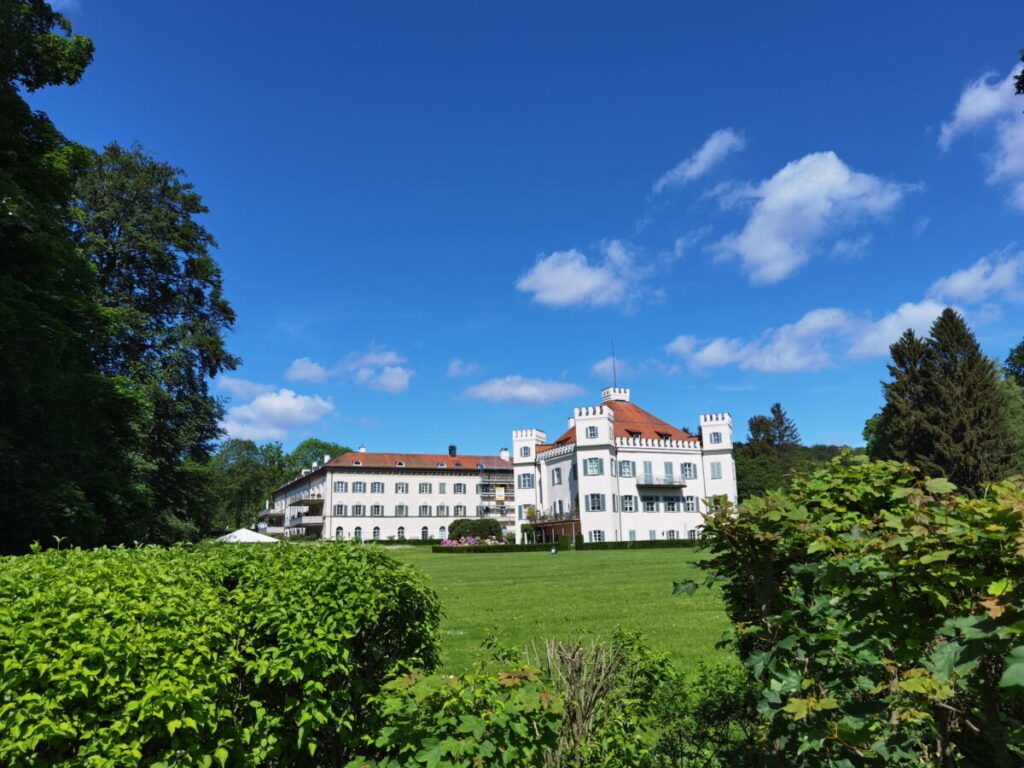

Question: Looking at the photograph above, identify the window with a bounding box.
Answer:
[519,446,531,457]
[518,505,526,520]
[371,482,384,493]
[353,461,362,466]
[396,461,405,467]
[370,504,383,516]
[557,500,564,515]
[333,504,347,516]
[436,504,449,517]
[710,431,723,444]
[664,462,674,481]
[665,497,679,512]
[586,426,598,439]
[667,530,679,540]
[352,504,365,516]
[589,530,605,543]
[642,461,653,483]
[436,463,446,468]
[419,505,432,516]
[628,529,636,541]
[681,463,697,479]
[353,526,362,540]
[438,483,446,494]
[687,528,701,540]
[335,526,344,539]
[585,494,606,512]
[421,526,429,540]
[649,530,657,541]
[551,467,563,485]
[395,504,408,517]
[628,431,641,438]
[395,482,408,493]
[454,505,466,517]
[397,526,405,539]
[684,496,697,512]
[643,496,657,512]
[438,526,447,539]
[476,484,483,493]
[621,495,636,513]
[583,458,604,476]
[334,481,348,492]
[353,481,366,493]
[419,482,432,494]
[372,526,380,540]
[476,506,484,516]
[517,473,535,489]
[710,462,722,480]
[454,483,466,494]
[618,460,635,477]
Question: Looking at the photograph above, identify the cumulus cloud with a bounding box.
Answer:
[516,240,642,308]
[216,376,276,401]
[462,376,586,405]
[847,300,948,358]
[339,345,414,393]
[447,359,481,377]
[715,151,915,284]
[940,64,1024,210]
[667,308,854,373]
[928,250,1024,304]
[221,389,334,441]
[652,128,746,194]
[285,357,330,383]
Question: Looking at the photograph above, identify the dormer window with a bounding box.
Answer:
[454,461,462,467]
[437,462,446,468]
[477,463,484,469]
[396,461,405,467]
[353,460,362,466]
[656,432,671,440]
[628,431,642,438]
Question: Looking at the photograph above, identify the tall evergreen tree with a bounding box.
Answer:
[1006,336,1024,385]
[736,403,803,500]
[874,310,1014,495]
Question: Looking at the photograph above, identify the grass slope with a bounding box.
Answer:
[386,547,731,673]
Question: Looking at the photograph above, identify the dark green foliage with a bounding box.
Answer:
[874,310,1016,496]
[347,665,562,767]
[447,517,503,540]
[735,403,803,500]
[286,438,351,475]
[1016,49,1023,95]
[575,539,699,551]
[0,542,441,766]
[558,534,571,550]
[432,543,557,553]
[432,540,701,553]
[207,439,289,531]
[1006,336,1024,385]
[686,455,1024,764]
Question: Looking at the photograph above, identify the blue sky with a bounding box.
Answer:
[33,1,1024,453]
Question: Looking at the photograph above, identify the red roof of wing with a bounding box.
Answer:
[545,400,699,446]
[325,452,511,470]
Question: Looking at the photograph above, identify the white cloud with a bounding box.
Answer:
[652,128,746,194]
[516,240,642,308]
[831,235,872,258]
[285,357,330,383]
[591,357,637,380]
[927,250,1024,304]
[215,376,276,401]
[940,64,1024,210]
[221,389,334,441]
[447,359,481,378]
[340,345,413,393]
[462,376,585,405]
[847,300,948,358]
[668,308,854,373]
[716,151,914,284]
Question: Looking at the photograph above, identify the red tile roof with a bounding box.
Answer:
[542,400,698,448]
[326,452,512,471]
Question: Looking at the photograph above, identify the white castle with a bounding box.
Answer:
[512,387,736,543]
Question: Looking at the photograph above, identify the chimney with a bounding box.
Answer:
[323,454,331,463]
[358,444,366,453]
[499,447,510,461]
[448,444,457,457]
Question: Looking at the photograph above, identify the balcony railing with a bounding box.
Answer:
[259,508,285,519]
[288,514,324,527]
[634,476,686,487]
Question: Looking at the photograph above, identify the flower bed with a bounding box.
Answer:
[440,536,507,547]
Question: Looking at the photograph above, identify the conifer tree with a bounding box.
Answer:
[873,330,930,463]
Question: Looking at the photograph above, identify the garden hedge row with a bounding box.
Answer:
[431,543,555,554]
[576,539,700,550]
[431,539,700,554]
[0,542,440,767]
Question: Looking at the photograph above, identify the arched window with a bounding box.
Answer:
[372,526,380,540]
[335,526,344,539]
[420,526,429,540]
[354,526,362,541]
[438,526,447,540]
[397,526,405,539]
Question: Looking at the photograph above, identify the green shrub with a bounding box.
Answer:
[680,455,1024,764]
[576,539,698,551]
[0,542,440,766]
[346,664,562,767]
[432,543,554,554]
[557,534,570,550]
[447,518,503,540]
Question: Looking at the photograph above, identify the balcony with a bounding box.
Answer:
[288,514,324,528]
[288,495,324,508]
[259,508,285,519]
[634,476,686,488]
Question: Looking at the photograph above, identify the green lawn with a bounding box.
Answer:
[386,547,732,673]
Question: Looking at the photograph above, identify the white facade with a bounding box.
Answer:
[261,447,514,541]
[512,387,736,543]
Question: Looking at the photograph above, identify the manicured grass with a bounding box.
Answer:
[385,546,732,673]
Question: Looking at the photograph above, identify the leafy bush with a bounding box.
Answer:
[576,539,699,551]
[680,454,1024,765]
[432,543,556,554]
[0,542,440,766]
[346,664,562,767]
[448,518,503,540]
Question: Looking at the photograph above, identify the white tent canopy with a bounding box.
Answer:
[217,528,283,543]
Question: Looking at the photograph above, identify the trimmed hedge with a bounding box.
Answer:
[0,542,440,766]
[432,539,701,553]
[432,543,556,554]
[377,538,442,546]
[576,539,701,551]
